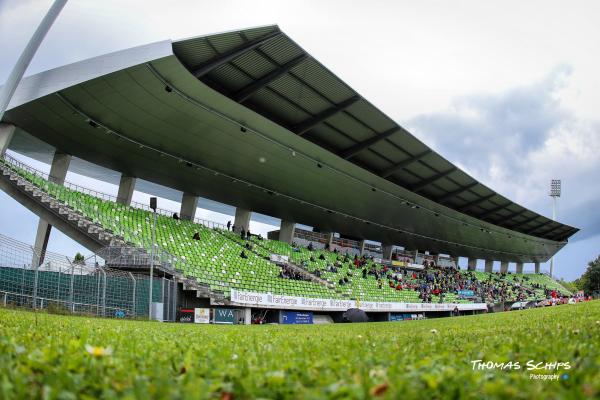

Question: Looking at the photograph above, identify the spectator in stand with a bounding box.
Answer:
[227,220,231,231]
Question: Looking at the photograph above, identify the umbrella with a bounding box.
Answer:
[343,308,369,323]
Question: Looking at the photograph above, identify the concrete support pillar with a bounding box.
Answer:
[382,244,393,261]
[116,175,136,206]
[32,219,52,267]
[279,220,295,244]
[243,308,252,325]
[47,151,71,185]
[467,258,477,271]
[515,262,524,274]
[233,207,251,233]
[534,262,540,274]
[33,150,71,266]
[180,192,198,221]
[484,259,494,273]
[0,123,16,156]
[325,232,334,249]
[359,240,366,255]
[500,261,509,273]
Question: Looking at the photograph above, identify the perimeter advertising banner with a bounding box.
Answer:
[194,308,210,324]
[280,311,313,324]
[230,289,487,312]
[179,309,195,323]
[214,308,236,324]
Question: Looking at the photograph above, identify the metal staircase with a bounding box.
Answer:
[0,158,226,302]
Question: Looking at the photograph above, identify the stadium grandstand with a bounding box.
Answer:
[0,25,577,323]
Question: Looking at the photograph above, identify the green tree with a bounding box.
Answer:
[577,256,600,295]
[557,279,577,293]
[74,252,85,265]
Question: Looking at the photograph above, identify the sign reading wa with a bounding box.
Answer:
[214,308,235,324]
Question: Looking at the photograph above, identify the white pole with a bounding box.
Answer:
[550,196,556,277]
[148,211,156,319]
[0,0,68,122]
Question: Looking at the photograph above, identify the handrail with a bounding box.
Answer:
[1,153,226,230]
[1,154,181,268]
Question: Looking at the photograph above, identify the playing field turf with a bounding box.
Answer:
[0,302,598,399]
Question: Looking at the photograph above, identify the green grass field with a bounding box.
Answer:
[0,302,599,399]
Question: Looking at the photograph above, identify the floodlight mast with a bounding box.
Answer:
[149,197,157,319]
[0,0,68,122]
[549,180,561,277]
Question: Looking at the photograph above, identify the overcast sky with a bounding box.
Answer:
[1,0,599,280]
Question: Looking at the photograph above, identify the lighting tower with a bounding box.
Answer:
[549,179,561,277]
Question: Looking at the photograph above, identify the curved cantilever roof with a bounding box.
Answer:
[1,25,577,263]
[172,25,577,243]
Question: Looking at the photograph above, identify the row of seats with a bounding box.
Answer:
[4,163,338,300]
[2,157,571,304]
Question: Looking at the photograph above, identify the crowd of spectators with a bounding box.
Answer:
[276,241,574,305]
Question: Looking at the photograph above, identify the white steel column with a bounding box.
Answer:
[0,0,68,121]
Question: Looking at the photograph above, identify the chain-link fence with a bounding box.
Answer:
[0,234,178,320]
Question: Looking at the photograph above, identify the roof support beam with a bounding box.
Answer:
[504,208,528,220]
[538,224,565,237]
[233,54,309,103]
[436,182,479,204]
[477,202,513,218]
[411,167,457,192]
[457,193,496,212]
[293,96,360,136]
[524,220,553,235]
[193,30,282,78]
[509,215,541,230]
[339,127,400,159]
[379,150,431,178]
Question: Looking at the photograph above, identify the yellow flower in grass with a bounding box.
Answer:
[85,344,113,358]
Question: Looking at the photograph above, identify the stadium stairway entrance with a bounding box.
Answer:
[0,158,229,314]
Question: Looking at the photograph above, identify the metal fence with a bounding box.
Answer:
[0,233,177,320]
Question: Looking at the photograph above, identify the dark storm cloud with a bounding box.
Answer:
[406,65,600,242]
[407,65,573,177]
